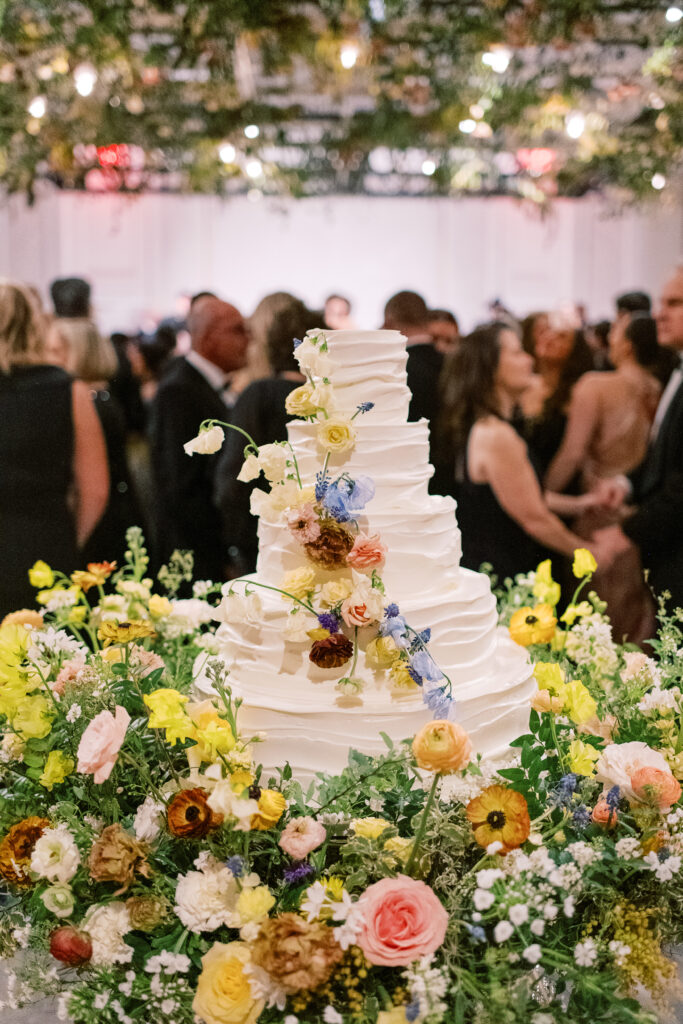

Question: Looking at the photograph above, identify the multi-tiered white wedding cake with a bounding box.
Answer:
[198,330,535,780]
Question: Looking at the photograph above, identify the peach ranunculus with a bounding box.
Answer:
[346,533,388,573]
[412,720,472,774]
[592,798,618,829]
[278,817,327,860]
[53,655,87,696]
[356,875,448,966]
[595,741,672,804]
[630,767,682,811]
[578,713,617,743]
[77,706,130,784]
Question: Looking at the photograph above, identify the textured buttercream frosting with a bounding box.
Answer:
[196,329,535,781]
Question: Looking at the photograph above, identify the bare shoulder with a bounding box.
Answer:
[472,416,525,454]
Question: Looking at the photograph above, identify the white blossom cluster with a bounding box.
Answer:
[439,752,520,805]
[565,613,619,676]
[403,955,449,1022]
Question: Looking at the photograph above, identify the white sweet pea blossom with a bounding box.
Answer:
[237,452,261,482]
[257,443,289,483]
[183,424,224,456]
[215,591,263,626]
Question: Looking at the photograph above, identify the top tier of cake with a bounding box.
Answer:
[313,329,411,423]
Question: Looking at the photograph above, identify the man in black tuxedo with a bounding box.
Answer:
[383,290,444,429]
[149,296,249,580]
[593,267,683,608]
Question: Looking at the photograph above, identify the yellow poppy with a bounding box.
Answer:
[466,785,530,853]
[509,605,557,646]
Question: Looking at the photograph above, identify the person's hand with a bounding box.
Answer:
[591,476,630,511]
[590,525,633,571]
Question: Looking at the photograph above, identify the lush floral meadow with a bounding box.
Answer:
[0,533,682,1024]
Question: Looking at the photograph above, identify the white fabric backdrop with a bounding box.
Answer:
[0,189,681,332]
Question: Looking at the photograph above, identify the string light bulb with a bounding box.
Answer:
[421,159,436,176]
[340,42,359,69]
[665,7,682,22]
[244,124,259,139]
[74,63,97,97]
[218,142,236,164]
[28,96,46,118]
[565,112,586,139]
[245,158,263,179]
[651,173,666,190]
[482,48,511,73]
[459,119,476,134]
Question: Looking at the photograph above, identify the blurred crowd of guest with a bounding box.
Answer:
[1,271,681,646]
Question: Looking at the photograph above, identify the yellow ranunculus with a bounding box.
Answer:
[236,885,275,923]
[316,417,357,454]
[285,383,318,418]
[366,635,400,669]
[11,695,54,740]
[568,739,601,776]
[279,567,317,601]
[351,817,392,839]
[193,942,264,1024]
[533,662,565,694]
[572,548,597,579]
[319,578,353,607]
[563,680,597,726]
[186,701,236,760]
[148,594,173,619]
[561,601,593,625]
[251,789,287,831]
[377,1009,410,1024]
[28,561,54,588]
[389,660,418,691]
[509,604,557,647]
[39,750,75,790]
[532,559,561,607]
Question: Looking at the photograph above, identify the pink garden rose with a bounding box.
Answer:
[278,816,327,859]
[77,706,130,784]
[356,875,448,966]
[346,533,388,573]
[286,504,321,544]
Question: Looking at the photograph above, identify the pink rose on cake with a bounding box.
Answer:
[347,533,388,573]
[356,875,448,966]
[341,579,384,628]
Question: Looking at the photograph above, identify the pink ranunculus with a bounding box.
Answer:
[286,504,321,544]
[52,655,87,697]
[356,874,448,967]
[346,533,388,573]
[278,816,327,860]
[77,706,130,784]
[631,766,682,811]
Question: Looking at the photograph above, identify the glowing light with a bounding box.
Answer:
[516,148,556,176]
[340,42,359,69]
[470,104,485,119]
[482,48,511,73]
[245,158,263,179]
[244,124,259,139]
[652,173,666,190]
[421,159,436,176]
[565,112,586,139]
[28,96,46,118]
[459,119,476,134]
[218,143,236,163]
[74,63,97,97]
[665,6,683,22]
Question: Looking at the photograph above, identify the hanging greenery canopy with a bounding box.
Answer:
[0,0,682,203]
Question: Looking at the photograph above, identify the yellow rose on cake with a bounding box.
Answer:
[316,418,357,453]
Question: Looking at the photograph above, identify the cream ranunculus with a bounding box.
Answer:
[365,635,400,669]
[215,592,263,626]
[320,578,353,607]
[280,567,317,602]
[316,418,357,454]
[595,741,673,803]
[183,424,225,456]
[193,941,264,1024]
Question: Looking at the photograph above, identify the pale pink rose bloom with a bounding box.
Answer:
[130,645,165,677]
[341,585,383,629]
[278,816,327,859]
[52,655,87,696]
[347,533,388,572]
[77,706,130,784]
[356,874,448,966]
[285,504,321,544]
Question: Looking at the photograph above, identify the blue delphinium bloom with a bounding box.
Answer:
[385,603,400,618]
[410,650,443,682]
[423,684,453,719]
[283,862,315,885]
[318,612,340,633]
[572,805,591,831]
[605,785,621,809]
[356,402,375,414]
[315,470,330,502]
[379,613,409,648]
[552,773,578,807]
[226,856,245,877]
[323,474,376,522]
[293,337,303,349]
[406,999,421,1021]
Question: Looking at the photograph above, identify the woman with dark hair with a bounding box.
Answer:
[435,322,594,582]
[215,300,320,574]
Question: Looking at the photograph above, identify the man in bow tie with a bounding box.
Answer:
[592,266,683,609]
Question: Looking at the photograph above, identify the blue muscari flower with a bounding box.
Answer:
[552,773,578,807]
[318,612,340,633]
[226,856,245,877]
[405,999,421,1022]
[408,665,423,686]
[356,402,375,414]
[385,603,400,618]
[605,785,621,810]
[464,923,487,944]
[315,470,330,502]
[293,337,303,349]
[410,650,443,682]
[423,684,453,720]
[572,805,591,831]
[283,862,315,885]
[409,628,431,650]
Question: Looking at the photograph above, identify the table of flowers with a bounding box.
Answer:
[1,531,682,1024]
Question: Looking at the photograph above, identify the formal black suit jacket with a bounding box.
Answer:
[623,374,683,608]
[406,342,444,493]
[149,357,228,580]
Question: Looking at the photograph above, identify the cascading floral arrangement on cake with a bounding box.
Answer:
[193,329,536,779]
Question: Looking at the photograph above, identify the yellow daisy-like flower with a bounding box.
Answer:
[568,739,601,776]
[98,620,155,647]
[572,547,597,579]
[532,559,561,607]
[250,789,287,831]
[563,679,597,726]
[466,785,530,853]
[509,605,557,647]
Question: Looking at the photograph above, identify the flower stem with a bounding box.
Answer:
[229,577,316,616]
[405,771,440,875]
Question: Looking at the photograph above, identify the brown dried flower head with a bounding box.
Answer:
[88,823,150,894]
[125,894,170,932]
[304,522,354,569]
[0,817,49,887]
[167,787,223,839]
[309,632,354,669]
[251,913,344,993]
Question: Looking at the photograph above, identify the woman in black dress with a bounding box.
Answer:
[0,283,108,616]
[434,322,595,583]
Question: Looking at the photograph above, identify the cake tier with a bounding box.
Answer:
[256,495,462,599]
[287,419,434,507]
[318,329,410,423]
